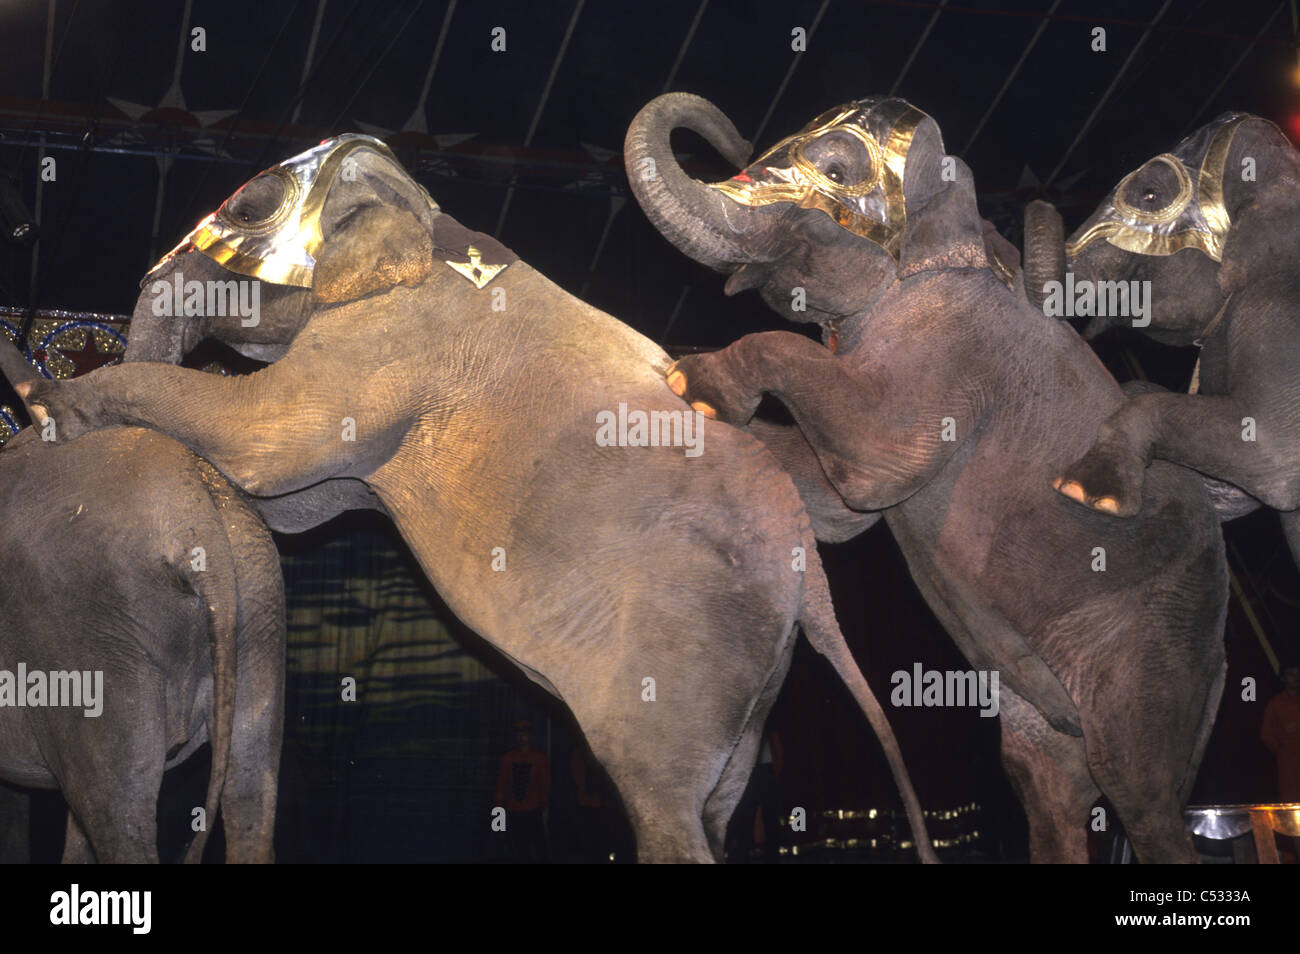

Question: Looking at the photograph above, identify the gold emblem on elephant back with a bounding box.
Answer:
[445,246,508,289]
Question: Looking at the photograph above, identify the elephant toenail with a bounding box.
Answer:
[1056,480,1087,503]
[691,401,716,419]
[667,369,687,396]
[1093,496,1120,515]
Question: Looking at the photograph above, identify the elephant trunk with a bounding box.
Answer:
[1022,200,1066,315]
[624,93,756,271]
[125,268,195,364]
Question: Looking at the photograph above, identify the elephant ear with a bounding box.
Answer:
[312,147,437,304]
[897,118,988,279]
[1216,184,1300,295]
[1217,118,1300,295]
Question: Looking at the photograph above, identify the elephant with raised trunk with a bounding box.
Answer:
[625,92,1229,862]
[1030,114,1300,563]
[9,135,933,863]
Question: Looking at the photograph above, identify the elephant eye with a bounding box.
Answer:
[221,172,293,230]
[798,130,876,193]
[1114,154,1190,222]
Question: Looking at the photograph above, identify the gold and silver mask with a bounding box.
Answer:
[1066,113,1252,262]
[144,134,437,287]
[710,97,930,259]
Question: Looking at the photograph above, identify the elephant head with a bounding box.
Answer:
[625,93,1011,347]
[0,135,421,527]
[126,134,439,364]
[1024,112,1300,344]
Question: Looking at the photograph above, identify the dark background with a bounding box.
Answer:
[1,0,1297,861]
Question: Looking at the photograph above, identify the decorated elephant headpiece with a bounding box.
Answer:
[144,134,438,288]
[1065,112,1256,263]
[709,97,931,259]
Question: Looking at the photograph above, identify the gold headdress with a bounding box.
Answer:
[709,97,930,259]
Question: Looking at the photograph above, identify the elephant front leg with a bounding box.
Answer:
[1056,392,1299,516]
[745,419,881,542]
[17,358,407,498]
[668,331,979,510]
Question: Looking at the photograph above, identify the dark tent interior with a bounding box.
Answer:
[0,0,1297,863]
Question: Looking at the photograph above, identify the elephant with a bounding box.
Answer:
[1027,113,1300,564]
[623,92,1230,862]
[0,416,281,863]
[0,323,385,862]
[5,134,934,863]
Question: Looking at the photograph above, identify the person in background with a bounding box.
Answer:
[495,721,550,862]
[1261,663,1300,862]
[571,743,617,862]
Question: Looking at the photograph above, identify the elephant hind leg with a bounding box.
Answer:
[1096,785,1199,864]
[62,811,95,864]
[219,506,286,865]
[60,770,162,864]
[1080,682,1210,864]
[999,685,1097,863]
[1280,509,1300,576]
[700,626,798,860]
[54,680,166,864]
[578,728,715,863]
[619,790,715,863]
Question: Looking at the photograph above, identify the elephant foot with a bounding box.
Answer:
[667,371,719,419]
[1053,445,1145,518]
[1053,478,1122,515]
[665,355,758,427]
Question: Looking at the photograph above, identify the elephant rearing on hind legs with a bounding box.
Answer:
[1026,113,1300,572]
[625,92,1229,863]
[8,135,934,863]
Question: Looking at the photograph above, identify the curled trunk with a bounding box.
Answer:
[124,280,189,364]
[1023,200,1066,315]
[624,93,755,271]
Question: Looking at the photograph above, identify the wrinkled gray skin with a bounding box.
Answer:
[626,92,1229,863]
[0,419,281,863]
[0,327,380,862]
[9,143,934,863]
[1028,116,1300,561]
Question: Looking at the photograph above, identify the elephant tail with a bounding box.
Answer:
[796,534,939,864]
[183,507,239,864]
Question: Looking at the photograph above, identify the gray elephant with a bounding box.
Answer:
[0,414,280,863]
[8,135,933,863]
[624,93,1230,863]
[1029,114,1300,565]
[0,321,385,861]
